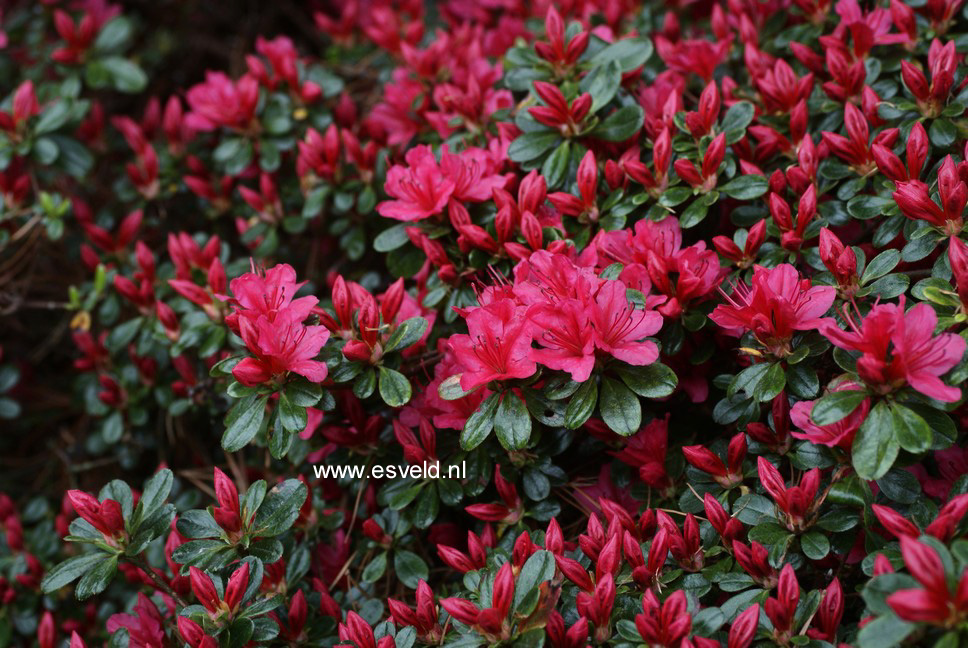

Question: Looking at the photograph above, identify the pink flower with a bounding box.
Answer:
[711,264,836,356]
[791,383,870,450]
[527,299,596,382]
[822,298,966,402]
[185,72,259,132]
[377,145,455,221]
[233,308,330,386]
[587,279,662,365]
[439,146,506,203]
[224,263,318,333]
[449,298,536,391]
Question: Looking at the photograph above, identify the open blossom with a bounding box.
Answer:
[226,264,329,387]
[822,298,966,402]
[587,279,662,366]
[527,298,596,382]
[185,72,259,132]
[233,309,330,386]
[223,263,318,332]
[377,145,455,222]
[710,264,836,356]
[449,298,535,391]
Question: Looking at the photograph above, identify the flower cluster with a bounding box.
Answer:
[2,1,968,648]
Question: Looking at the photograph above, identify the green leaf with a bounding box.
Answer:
[394,550,429,589]
[374,224,410,252]
[75,555,118,600]
[592,105,644,141]
[34,102,72,135]
[362,552,388,583]
[890,402,932,454]
[277,391,308,433]
[512,550,556,611]
[564,379,598,429]
[508,131,560,164]
[213,137,253,176]
[929,118,957,148]
[136,469,173,518]
[848,194,895,220]
[720,101,755,134]
[105,317,143,353]
[588,37,653,72]
[811,389,867,425]
[861,249,901,284]
[460,392,500,450]
[800,530,831,559]
[285,379,322,407]
[100,56,148,93]
[581,61,622,113]
[176,509,223,539]
[616,363,678,398]
[720,175,768,200]
[225,618,255,648]
[378,367,412,407]
[93,17,133,53]
[541,140,571,189]
[41,553,110,593]
[438,374,471,401]
[856,614,913,648]
[753,363,786,402]
[852,401,899,480]
[680,191,718,228]
[222,395,267,452]
[599,377,641,436]
[494,392,532,450]
[252,479,308,536]
[384,317,429,353]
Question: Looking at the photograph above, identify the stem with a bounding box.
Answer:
[124,555,188,608]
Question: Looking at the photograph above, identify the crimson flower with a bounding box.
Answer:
[387,580,442,643]
[818,227,859,297]
[822,298,966,402]
[634,590,692,647]
[534,6,588,67]
[67,490,125,541]
[764,564,800,643]
[106,593,165,648]
[190,563,249,618]
[233,308,330,386]
[950,236,968,310]
[710,264,836,356]
[887,536,968,627]
[758,457,822,532]
[527,299,596,382]
[893,156,966,234]
[440,562,514,640]
[588,279,662,366]
[682,432,746,488]
[673,133,726,192]
[185,72,259,132]
[528,82,592,137]
[821,102,898,174]
[377,145,455,222]
[449,298,535,392]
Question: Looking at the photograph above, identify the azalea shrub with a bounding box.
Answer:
[4,0,968,647]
